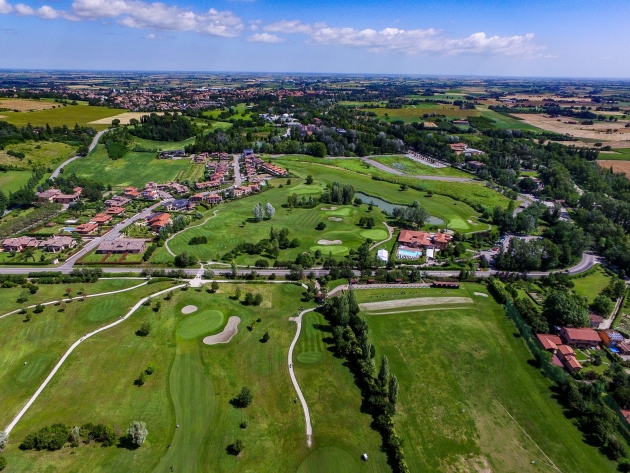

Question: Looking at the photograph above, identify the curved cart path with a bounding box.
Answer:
[3,284,185,434]
[164,209,220,257]
[288,307,316,448]
[370,222,394,251]
[0,280,149,321]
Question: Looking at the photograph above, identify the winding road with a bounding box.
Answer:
[288,307,316,448]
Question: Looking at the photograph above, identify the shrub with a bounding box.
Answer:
[188,236,208,245]
[127,421,148,447]
[145,364,155,375]
[232,387,253,408]
[0,455,6,471]
[137,321,151,337]
[240,420,248,429]
[228,439,244,455]
[255,259,269,268]
[135,371,147,386]
[316,222,326,230]
[20,424,69,451]
[261,331,270,343]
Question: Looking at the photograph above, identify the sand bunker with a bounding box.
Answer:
[328,217,343,221]
[359,297,473,311]
[320,206,338,211]
[181,305,198,314]
[474,292,488,297]
[317,239,342,245]
[203,316,241,345]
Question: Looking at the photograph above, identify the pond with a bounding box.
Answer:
[355,192,445,225]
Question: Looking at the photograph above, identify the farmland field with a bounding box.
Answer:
[350,284,619,473]
[0,98,57,112]
[0,141,76,169]
[598,159,630,178]
[64,145,192,188]
[598,148,630,160]
[477,108,544,131]
[0,170,32,193]
[363,104,480,123]
[1,283,320,473]
[0,106,125,130]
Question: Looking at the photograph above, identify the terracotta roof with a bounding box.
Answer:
[398,230,432,247]
[557,345,575,356]
[536,334,562,351]
[562,327,600,342]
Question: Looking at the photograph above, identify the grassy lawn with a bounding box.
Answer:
[572,265,612,303]
[598,148,630,160]
[353,283,618,473]
[0,169,32,193]
[179,163,206,182]
[0,280,171,430]
[275,159,494,231]
[131,136,195,151]
[370,155,471,178]
[64,145,191,188]
[0,141,76,169]
[166,181,388,264]
[0,106,125,130]
[3,283,321,472]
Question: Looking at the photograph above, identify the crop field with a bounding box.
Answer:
[2,283,321,472]
[274,158,499,228]
[0,170,32,193]
[0,98,57,112]
[477,108,544,131]
[363,104,480,123]
[598,160,630,178]
[598,148,630,160]
[352,284,619,473]
[0,106,125,130]
[370,156,471,177]
[0,141,76,169]
[64,145,192,188]
[165,180,389,264]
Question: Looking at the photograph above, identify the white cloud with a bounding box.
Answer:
[309,27,542,56]
[264,20,320,34]
[246,32,285,43]
[14,3,34,15]
[13,2,68,19]
[0,0,13,13]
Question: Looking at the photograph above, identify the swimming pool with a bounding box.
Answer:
[398,248,422,259]
[60,227,76,232]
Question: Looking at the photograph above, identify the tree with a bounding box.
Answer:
[69,426,80,443]
[305,175,314,185]
[127,421,148,447]
[388,374,399,404]
[0,456,6,471]
[378,355,390,392]
[211,281,220,292]
[135,371,147,386]
[33,304,44,314]
[111,118,121,127]
[174,251,197,268]
[233,387,253,408]
[17,289,29,303]
[316,222,326,230]
[253,293,263,306]
[244,292,255,305]
[233,286,242,300]
[0,431,8,448]
[229,438,244,455]
[265,202,275,219]
[542,290,589,327]
[137,321,151,337]
[253,203,264,221]
[591,294,613,316]
[262,331,270,343]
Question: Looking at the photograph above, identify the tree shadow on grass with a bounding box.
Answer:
[116,435,138,450]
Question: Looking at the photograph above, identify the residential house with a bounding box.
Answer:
[91,214,112,226]
[205,193,222,204]
[589,313,604,329]
[599,330,625,349]
[536,334,563,353]
[559,327,601,349]
[40,235,76,252]
[147,213,172,232]
[260,162,289,177]
[2,236,39,252]
[466,161,484,171]
[105,206,125,216]
[140,189,160,201]
[124,187,140,199]
[96,238,147,254]
[164,199,195,212]
[36,188,61,203]
[105,195,131,207]
[54,187,82,204]
[556,345,582,373]
[398,230,452,251]
[75,223,99,235]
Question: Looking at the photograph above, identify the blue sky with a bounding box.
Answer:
[0,0,628,77]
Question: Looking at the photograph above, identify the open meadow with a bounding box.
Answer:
[370,155,471,178]
[0,106,125,130]
[0,170,32,193]
[0,141,76,169]
[350,284,619,473]
[571,265,612,304]
[363,104,480,123]
[64,145,192,188]
[1,282,322,473]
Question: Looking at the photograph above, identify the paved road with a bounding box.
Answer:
[288,308,316,447]
[50,129,109,179]
[4,284,185,434]
[233,154,242,187]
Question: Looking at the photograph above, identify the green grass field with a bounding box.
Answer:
[598,148,630,160]
[572,265,612,303]
[363,104,480,123]
[131,136,195,151]
[2,283,321,472]
[0,106,125,130]
[64,145,192,188]
[478,108,544,131]
[165,180,388,264]
[352,284,619,472]
[0,170,32,193]
[0,141,76,169]
[370,155,471,177]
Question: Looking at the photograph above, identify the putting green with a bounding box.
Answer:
[324,207,352,216]
[309,245,348,255]
[297,351,324,364]
[16,354,53,384]
[290,184,322,195]
[359,229,388,240]
[297,446,364,473]
[447,218,468,229]
[177,310,225,339]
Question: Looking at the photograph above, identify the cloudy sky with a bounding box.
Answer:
[0,0,627,77]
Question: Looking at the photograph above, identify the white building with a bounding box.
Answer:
[377,249,389,262]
